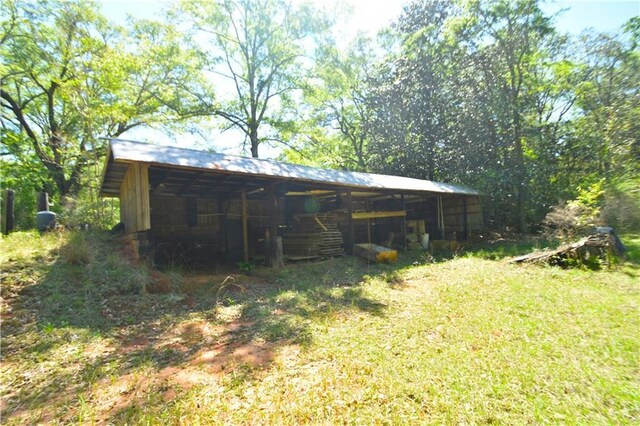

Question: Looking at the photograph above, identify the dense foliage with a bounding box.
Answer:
[287,0,639,233]
[1,0,638,233]
[1,0,212,226]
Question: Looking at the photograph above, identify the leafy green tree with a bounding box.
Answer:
[180,0,329,158]
[366,0,456,181]
[1,0,212,198]
[364,0,592,232]
[464,0,556,232]
[284,36,375,171]
[569,19,639,184]
[564,18,640,231]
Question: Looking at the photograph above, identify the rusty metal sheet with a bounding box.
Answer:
[103,138,481,196]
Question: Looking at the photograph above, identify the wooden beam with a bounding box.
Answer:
[241,189,249,263]
[285,190,335,196]
[463,196,469,240]
[401,194,407,252]
[314,216,328,231]
[266,182,283,267]
[351,210,406,220]
[346,191,354,254]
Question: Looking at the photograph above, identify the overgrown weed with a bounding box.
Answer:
[60,231,92,265]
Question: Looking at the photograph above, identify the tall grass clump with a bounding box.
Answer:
[60,231,92,265]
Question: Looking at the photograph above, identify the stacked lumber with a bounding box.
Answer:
[283,213,344,258]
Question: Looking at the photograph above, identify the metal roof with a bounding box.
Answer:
[100,139,480,197]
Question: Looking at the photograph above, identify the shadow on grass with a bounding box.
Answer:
[1,231,393,422]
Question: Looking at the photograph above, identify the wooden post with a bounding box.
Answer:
[462,196,469,240]
[266,183,283,267]
[437,195,444,239]
[2,189,15,235]
[365,197,371,244]
[346,190,354,254]
[401,193,407,251]
[221,198,228,253]
[37,192,49,212]
[241,189,249,263]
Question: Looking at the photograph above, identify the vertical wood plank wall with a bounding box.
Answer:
[119,163,151,233]
[441,196,482,235]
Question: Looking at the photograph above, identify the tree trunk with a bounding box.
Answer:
[2,189,15,235]
[250,126,259,158]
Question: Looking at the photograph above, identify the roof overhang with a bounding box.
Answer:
[100,139,481,199]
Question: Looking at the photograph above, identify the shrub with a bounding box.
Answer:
[543,181,604,241]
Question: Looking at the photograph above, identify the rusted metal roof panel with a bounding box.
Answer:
[102,139,480,196]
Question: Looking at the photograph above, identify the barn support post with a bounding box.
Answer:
[437,195,444,239]
[218,198,225,250]
[241,189,249,263]
[346,190,354,254]
[266,183,283,267]
[401,193,407,251]
[463,196,469,240]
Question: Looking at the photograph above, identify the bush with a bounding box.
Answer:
[543,181,604,241]
[57,195,120,230]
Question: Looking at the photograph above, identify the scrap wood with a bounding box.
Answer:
[509,234,615,266]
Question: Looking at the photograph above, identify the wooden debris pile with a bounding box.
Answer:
[283,213,344,259]
[510,233,621,268]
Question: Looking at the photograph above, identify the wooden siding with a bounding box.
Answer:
[442,196,482,234]
[149,195,282,261]
[119,163,150,233]
[150,197,223,240]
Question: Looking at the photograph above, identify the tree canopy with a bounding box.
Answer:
[1,0,638,232]
[178,0,330,158]
[1,0,212,197]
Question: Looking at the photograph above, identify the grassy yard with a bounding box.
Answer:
[1,231,638,424]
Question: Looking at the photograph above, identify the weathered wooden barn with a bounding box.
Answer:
[100,139,482,266]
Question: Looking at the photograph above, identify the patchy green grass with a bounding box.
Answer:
[1,231,638,424]
[462,236,562,260]
[623,234,640,263]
